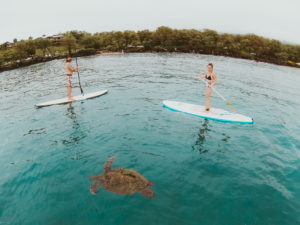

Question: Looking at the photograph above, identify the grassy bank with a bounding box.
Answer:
[1,27,300,73]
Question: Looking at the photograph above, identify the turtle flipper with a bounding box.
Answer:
[148,181,155,186]
[104,156,116,173]
[89,175,102,180]
[90,182,102,195]
[139,187,155,198]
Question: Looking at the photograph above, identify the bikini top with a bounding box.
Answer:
[205,73,212,80]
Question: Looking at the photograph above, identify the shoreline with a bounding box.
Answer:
[0,50,299,73]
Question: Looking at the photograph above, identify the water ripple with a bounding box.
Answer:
[1,53,300,225]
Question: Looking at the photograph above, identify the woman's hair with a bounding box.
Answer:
[66,56,72,62]
[208,63,213,68]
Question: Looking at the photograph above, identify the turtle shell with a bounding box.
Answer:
[102,168,153,195]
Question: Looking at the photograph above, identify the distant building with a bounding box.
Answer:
[5,42,13,48]
[47,35,64,41]
[127,44,144,48]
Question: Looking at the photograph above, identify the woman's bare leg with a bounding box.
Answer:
[205,87,212,111]
[67,86,72,100]
[67,76,74,100]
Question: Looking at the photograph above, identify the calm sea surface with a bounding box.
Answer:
[0,53,300,225]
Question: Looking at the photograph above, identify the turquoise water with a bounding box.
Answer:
[1,53,300,225]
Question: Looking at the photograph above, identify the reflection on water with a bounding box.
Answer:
[66,103,76,119]
[52,103,87,160]
[23,128,46,136]
[65,103,86,142]
[192,120,230,154]
[192,119,210,154]
[67,103,87,161]
[221,133,230,142]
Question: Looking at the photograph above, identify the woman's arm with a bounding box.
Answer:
[196,74,206,79]
[211,73,218,85]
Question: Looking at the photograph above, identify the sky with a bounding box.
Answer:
[1,0,300,44]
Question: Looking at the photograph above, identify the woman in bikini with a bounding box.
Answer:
[66,56,78,100]
[197,63,218,112]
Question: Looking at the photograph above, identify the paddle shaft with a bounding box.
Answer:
[198,77,236,113]
[75,56,84,96]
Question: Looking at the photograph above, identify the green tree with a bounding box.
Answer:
[112,31,125,50]
[3,48,22,62]
[0,43,7,50]
[15,40,36,59]
[153,26,174,50]
[66,30,88,41]
[137,30,153,50]
[80,35,100,49]
[123,30,140,48]
[188,30,203,52]
[62,35,77,55]
[35,38,51,55]
[275,52,289,62]
[0,53,4,66]
[25,40,36,58]
[201,29,218,54]
[96,32,114,50]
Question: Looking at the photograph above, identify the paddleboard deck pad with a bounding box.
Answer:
[163,100,253,124]
[35,90,108,107]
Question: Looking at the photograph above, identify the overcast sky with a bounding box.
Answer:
[1,0,299,44]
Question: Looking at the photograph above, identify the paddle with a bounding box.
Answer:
[75,52,84,96]
[197,75,236,113]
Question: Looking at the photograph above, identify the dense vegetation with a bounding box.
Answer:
[1,26,300,72]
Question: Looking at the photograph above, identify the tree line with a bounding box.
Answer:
[1,26,300,72]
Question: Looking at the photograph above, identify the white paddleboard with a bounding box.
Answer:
[163,100,253,124]
[35,90,108,107]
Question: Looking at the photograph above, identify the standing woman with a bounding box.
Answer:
[197,63,218,112]
[66,56,78,100]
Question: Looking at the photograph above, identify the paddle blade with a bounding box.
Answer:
[225,100,236,113]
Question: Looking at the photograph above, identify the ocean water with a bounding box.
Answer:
[0,53,300,225]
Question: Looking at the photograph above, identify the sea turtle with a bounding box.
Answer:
[89,156,155,198]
